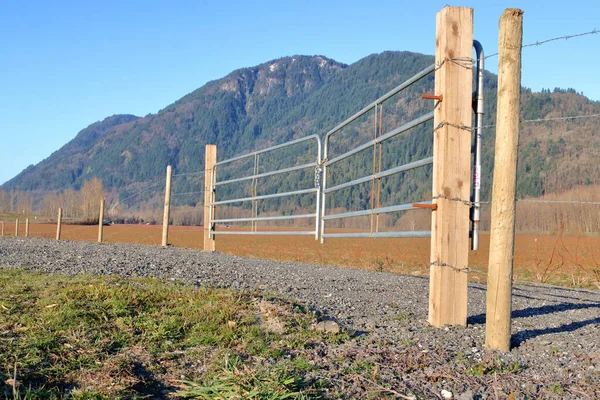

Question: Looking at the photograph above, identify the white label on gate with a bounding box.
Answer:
[473,165,481,189]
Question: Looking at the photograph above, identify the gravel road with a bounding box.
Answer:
[1,236,599,398]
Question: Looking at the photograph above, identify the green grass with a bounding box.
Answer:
[0,269,345,399]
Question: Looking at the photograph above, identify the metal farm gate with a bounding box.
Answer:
[208,39,483,246]
[208,135,322,239]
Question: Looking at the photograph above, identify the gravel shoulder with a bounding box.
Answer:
[1,236,599,398]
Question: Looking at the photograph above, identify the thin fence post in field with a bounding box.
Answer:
[98,198,105,243]
[161,165,172,247]
[486,8,524,352]
[204,145,216,251]
[1,221,4,236]
[15,219,19,237]
[56,208,62,240]
[428,6,473,328]
[25,218,29,237]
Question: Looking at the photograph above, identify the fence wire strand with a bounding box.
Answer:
[485,28,599,59]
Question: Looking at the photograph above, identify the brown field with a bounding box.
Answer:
[2,221,600,289]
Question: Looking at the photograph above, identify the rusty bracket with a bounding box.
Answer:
[412,203,438,211]
[421,93,443,102]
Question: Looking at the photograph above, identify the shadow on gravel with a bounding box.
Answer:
[513,286,600,303]
[468,301,600,326]
[468,301,600,346]
[511,315,600,347]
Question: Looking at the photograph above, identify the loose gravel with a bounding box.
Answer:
[1,236,599,398]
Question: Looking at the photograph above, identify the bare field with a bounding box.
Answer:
[3,222,600,288]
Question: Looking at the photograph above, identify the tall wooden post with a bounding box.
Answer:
[1,221,4,236]
[486,8,524,352]
[429,6,474,327]
[15,219,19,237]
[161,165,172,247]
[204,145,216,251]
[98,199,105,243]
[25,218,30,237]
[56,208,62,240]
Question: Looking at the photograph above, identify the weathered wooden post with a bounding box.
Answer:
[161,165,172,247]
[25,218,30,237]
[204,145,216,251]
[1,221,4,236]
[98,199,105,243]
[15,219,19,237]
[428,6,474,327]
[486,8,524,352]
[56,208,62,240]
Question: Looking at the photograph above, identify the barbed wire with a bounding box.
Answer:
[473,112,600,130]
[485,28,599,59]
[169,209,203,215]
[435,57,475,70]
[520,113,600,124]
[432,194,600,207]
[516,199,600,205]
[431,261,599,293]
[108,180,165,212]
[171,190,205,197]
[432,113,600,133]
[172,171,205,177]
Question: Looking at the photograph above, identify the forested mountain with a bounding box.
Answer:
[2,51,600,213]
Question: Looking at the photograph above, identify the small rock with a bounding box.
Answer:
[457,390,474,400]
[365,320,377,330]
[441,389,453,399]
[315,320,340,334]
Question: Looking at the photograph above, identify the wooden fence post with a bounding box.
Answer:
[15,219,19,237]
[25,218,29,237]
[162,165,172,247]
[1,221,4,236]
[429,6,474,327]
[486,8,524,352]
[56,208,62,240]
[98,199,105,243]
[204,145,216,251]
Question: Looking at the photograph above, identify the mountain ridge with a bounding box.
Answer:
[2,51,600,208]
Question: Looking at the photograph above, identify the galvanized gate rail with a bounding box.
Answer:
[208,135,322,239]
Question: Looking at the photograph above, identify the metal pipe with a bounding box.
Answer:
[214,162,317,186]
[212,213,316,223]
[322,231,431,239]
[324,157,433,194]
[325,112,434,166]
[208,166,215,239]
[471,40,484,250]
[211,230,316,236]
[320,155,328,244]
[322,201,432,221]
[314,137,323,241]
[212,188,318,206]
[214,134,321,166]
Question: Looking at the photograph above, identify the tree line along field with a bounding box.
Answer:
[2,222,599,289]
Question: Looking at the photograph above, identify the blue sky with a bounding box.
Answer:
[1,0,598,186]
